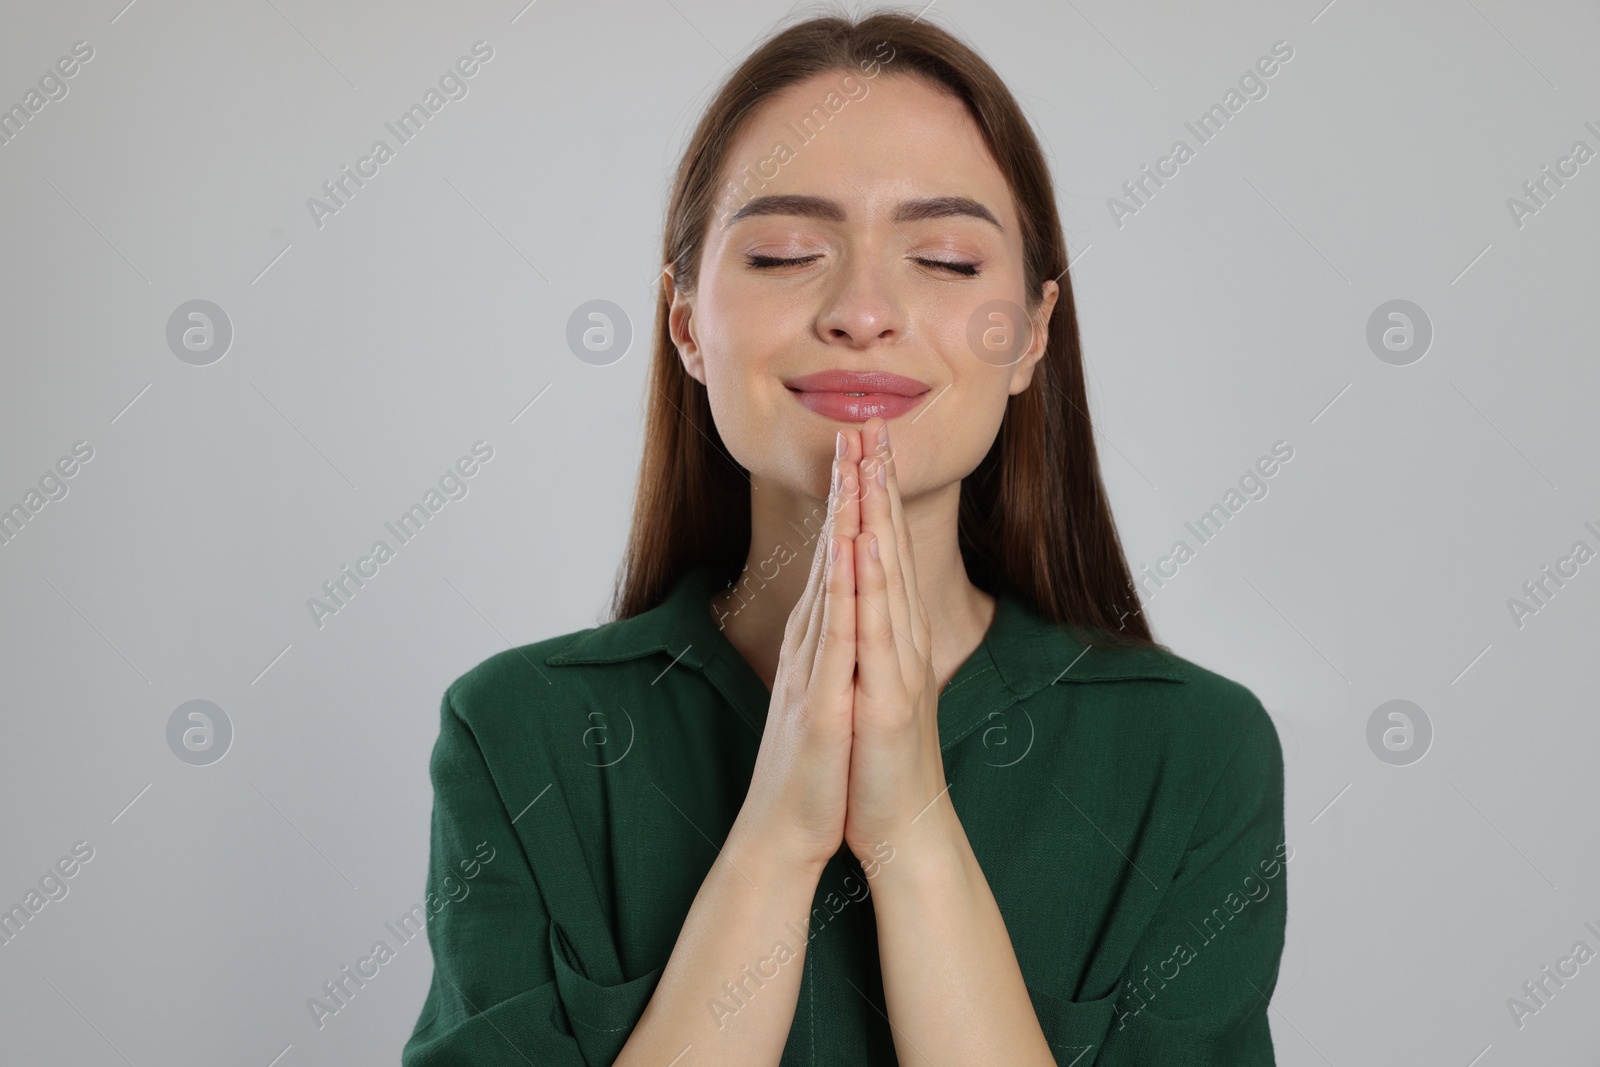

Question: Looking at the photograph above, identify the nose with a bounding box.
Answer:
[816,254,906,348]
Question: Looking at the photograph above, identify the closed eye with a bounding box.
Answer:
[915,257,981,277]
[745,254,821,268]
[744,254,981,277]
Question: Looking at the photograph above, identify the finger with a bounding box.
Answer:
[853,506,904,709]
[880,419,930,660]
[835,427,863,546]
[860,418,914,672]
[797,434,848,669]
[808,518,857,702]
[807,427,865,699]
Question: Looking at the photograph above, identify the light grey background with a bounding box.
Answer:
[2,0,1596,1063]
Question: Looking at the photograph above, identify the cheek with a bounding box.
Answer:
[696,341,795,474]
[691,296,759,406]
[700,354,757,440]
[889,391,998,495]
[907,377,1010,488]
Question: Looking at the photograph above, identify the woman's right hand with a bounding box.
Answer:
[732,429,863,872]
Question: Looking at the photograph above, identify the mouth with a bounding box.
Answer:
[783,370,932,423]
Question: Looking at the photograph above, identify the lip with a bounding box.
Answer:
[783,369,932,423]
[784,370,930,396]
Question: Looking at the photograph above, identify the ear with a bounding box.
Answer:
[1008,278,1059,395]
[663,265,705,385]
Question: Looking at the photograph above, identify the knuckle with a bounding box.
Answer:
[821,609,853,643]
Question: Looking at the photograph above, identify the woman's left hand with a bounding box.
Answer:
[842,417,951,869]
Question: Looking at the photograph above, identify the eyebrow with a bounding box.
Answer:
[723,193,1003,233]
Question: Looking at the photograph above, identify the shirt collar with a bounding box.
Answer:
[546,563,1185,748]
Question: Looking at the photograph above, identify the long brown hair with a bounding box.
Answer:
[609,7,1161,651]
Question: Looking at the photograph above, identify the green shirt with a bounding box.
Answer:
[402,562,1287,1066]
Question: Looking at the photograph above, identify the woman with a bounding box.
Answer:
[403,9,1286,1066]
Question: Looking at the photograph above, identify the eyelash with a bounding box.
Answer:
[744,253,981,277]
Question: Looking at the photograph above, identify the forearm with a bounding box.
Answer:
[870,805,1058,1067]
[614,817,827,1067]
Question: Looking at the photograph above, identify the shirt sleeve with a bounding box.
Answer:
[401,688,663,1067]
[1092,697,1289,1066]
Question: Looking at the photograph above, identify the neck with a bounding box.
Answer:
[711,472,996,692]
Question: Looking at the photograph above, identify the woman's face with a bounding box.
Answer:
[667,71,1057,501]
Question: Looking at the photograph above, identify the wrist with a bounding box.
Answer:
[853,804,969,888]
[726,812,835,883]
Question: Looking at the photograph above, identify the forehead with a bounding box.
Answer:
[717,71,1017,232]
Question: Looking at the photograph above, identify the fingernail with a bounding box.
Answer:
[868,534,880,561]
[830,536,839,563]
[877,424,889,452]
[836,431,846,459]
[876,459,887,487]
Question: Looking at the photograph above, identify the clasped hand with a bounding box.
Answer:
[817,418,949,867]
